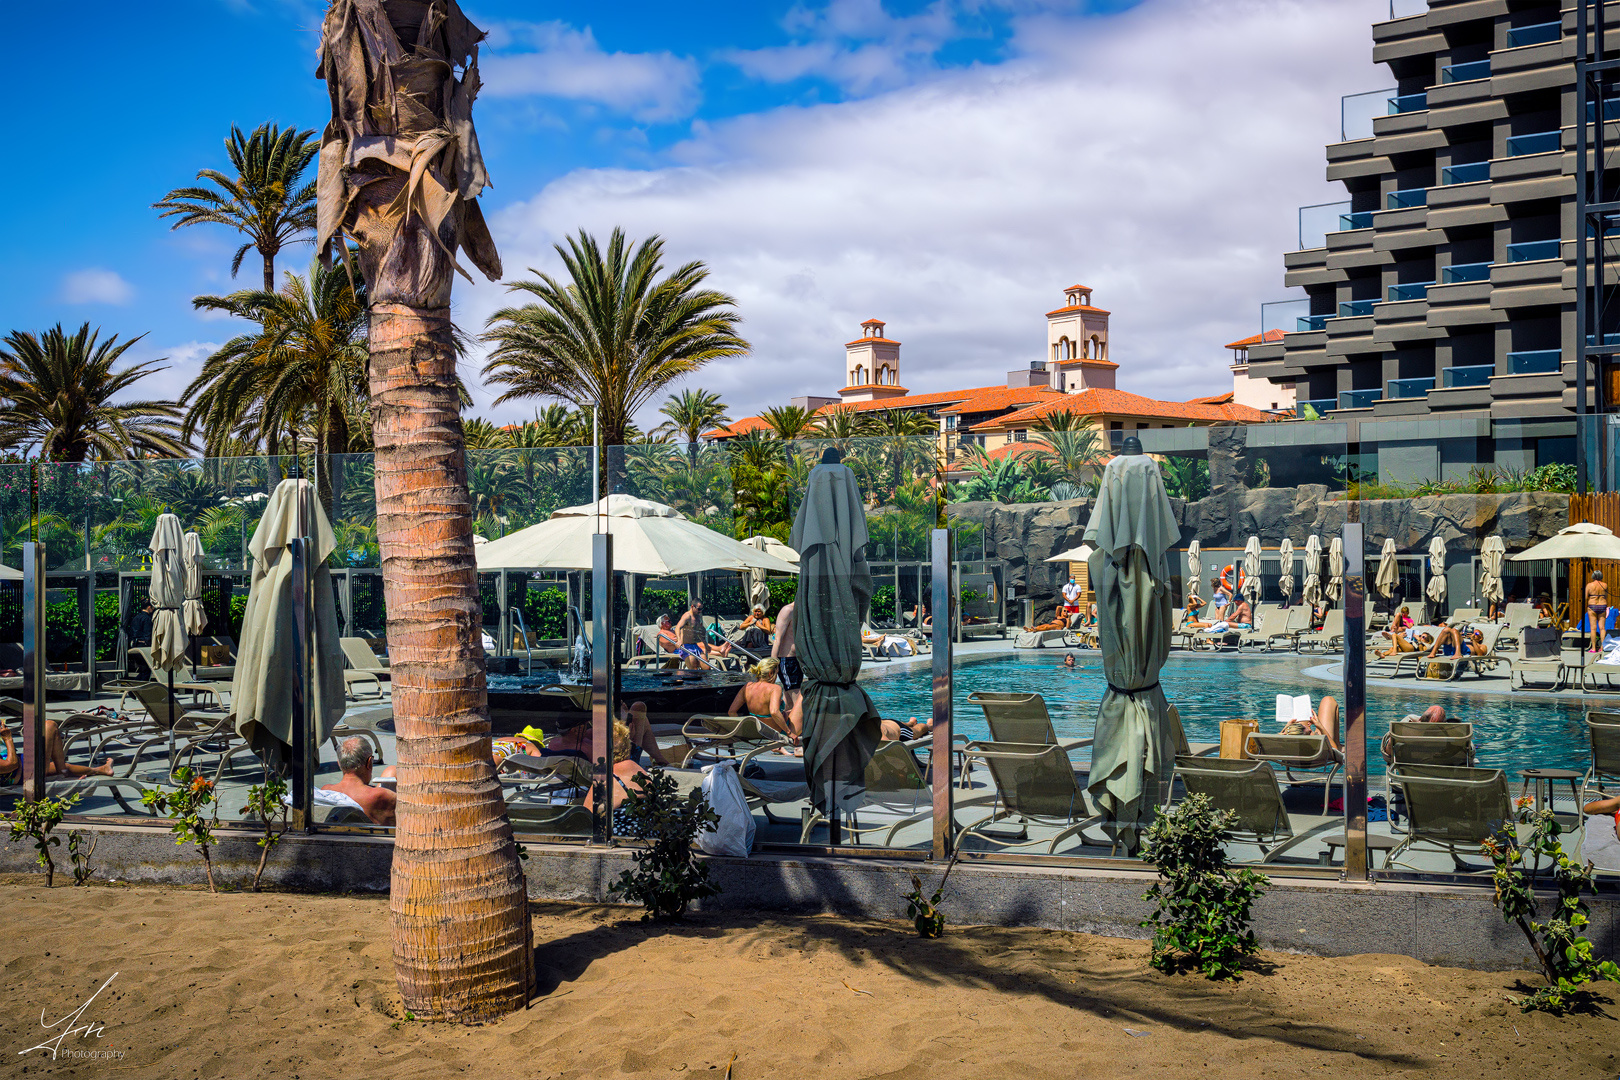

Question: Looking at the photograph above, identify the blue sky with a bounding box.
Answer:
[0,0,1382,425]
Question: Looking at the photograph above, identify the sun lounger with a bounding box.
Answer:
[1500,602,1542,648]
[1166,705,1219,758]
[1244,732,1342,815]
[1166,756,1339,863]
[1418,623,1507,682]
[1013,628,1068,649]
[340,637,390,680]
[1582,713,1620,806]
[956,741,1105,854]
[1510,627,1564,691]
[968,691,1090,757]
[1446,608,1482,626]
[1237,606,1286,650]
[1385,763,1513,872]
[1293,609,1344,653]
[1168,608,1199,650]
[678,715,786,766]
[1381,721,1475,813]
[798,740,933,846]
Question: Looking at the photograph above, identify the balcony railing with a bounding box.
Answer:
[1441,59,1492,83]
[1387,187,1428,209]
[1443,364,1494,388]
[1507,349,1562,374]
[1296,315,1330,332]
[1339,299,1378,318]
[1388,377,1436,398]
[1585,97,1620,122]
[1296,398,1337,418]
[1506,130,1560,156]
[1441,262,1491,283]
[1507,239,1561,262]
[1505,20,1562,49]
[1388,282,1433,302]
[1298,199,1352,249]
[1442,161,1490,185]
[1339,210,1375,230]
[1338,389,1381,410]
[1388,92,1428,114]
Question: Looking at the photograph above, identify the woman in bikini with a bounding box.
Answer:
[0,719,115,784]
[1375,629,1430,660]
[727,657,792,738]
[1588,571,1610,654]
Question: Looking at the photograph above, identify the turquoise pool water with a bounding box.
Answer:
[859,653,1592,784]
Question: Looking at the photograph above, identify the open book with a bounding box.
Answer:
[1276,694,1312,728]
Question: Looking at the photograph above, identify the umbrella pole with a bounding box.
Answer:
[167,665,176,772]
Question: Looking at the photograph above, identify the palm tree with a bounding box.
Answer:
[0,324,188,461]
[760,404,818,441]
[655,388,730,465]
[154,123,318,292]
[317,0,529,1021]
[463,418,506,450]
[1029,412,1104,496]
[866,409,938,496]
[185,260,369,460]
[482,228,750,487]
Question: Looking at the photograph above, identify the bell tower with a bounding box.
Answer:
[1046,285,1115,393]
[841,318,909,402]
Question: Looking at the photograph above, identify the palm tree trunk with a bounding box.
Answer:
[371,305,532,1021]
[263,251,275,294]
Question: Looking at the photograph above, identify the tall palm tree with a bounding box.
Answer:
[154,123,318,292]
[1029,411,1104,495]
[482,228,750,485]
[0,323,188,461]
[866,408,938,495]
[655,388,730,465]
[184,260,369,460]
[317,0,529,1022]
[760,404,817,441]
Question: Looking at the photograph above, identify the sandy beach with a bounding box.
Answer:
[0,877,1614,1079]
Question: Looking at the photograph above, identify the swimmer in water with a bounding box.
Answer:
[1063,652,1077,668]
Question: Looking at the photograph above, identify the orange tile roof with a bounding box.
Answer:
[969,389,1274,432]
[844,336,902,347]
[1064,284,1090,292]
[1045,304,1111,317]
[706,415,772,439]
[1224,329,1286,350]
[1052,357,1119,369]
[837,384,912,394]
[934,386,1063,416]
[985,441,1049,463]
[1185,391,1236,406]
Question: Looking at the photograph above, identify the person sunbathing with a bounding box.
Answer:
[1423,625,1482,659]
[727,658,793,739]
[881,715,933,741]
[1375,629,1430,659]
[320,737,396,827]
[620,700,673,765]
[0,719,115,784]
[1228,600,1253,629]
[1278,694,1342,757]
[736,605,774,652]
[582,721,647,814]
[1023,612,1070,633]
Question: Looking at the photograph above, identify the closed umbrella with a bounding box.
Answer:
[182,532,207,636]
[1480,535,1506,608]
[790,456,881,828]
[1277,538,1295,603]
[1083,451,1179,855]
[1425,536,1447,609]
[1302,535,1323,607]
[148,514,188,673]
[1242,536,1262,605]
[1326,536,1344,603]
[742,535,799,612]
[231,479,346,773]
[1375,538,1398,600]
[1186,540,1202,605]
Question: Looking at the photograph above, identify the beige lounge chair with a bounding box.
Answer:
[340,637,390,680]
[1166,755,1339,863]
[798,740,933,846]
[1238,606,1287,650]
[678,715,786,765]
[1294,609,1344,653]
[968,691,1090,756]
[1385,763,1512,872]
[1510,627,1564,691]
[1583,713,1620,806]
[1418,623,1506,681]
[956,741,1105,854]
[1381,720,1475,811]
[1245,731,1342,815]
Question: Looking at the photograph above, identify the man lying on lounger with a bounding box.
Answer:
[320,736,396,827]
[1422,625,1483,659]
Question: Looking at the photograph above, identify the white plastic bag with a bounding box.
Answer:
[698,762,755,857]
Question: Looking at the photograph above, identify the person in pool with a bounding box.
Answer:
[1063,652,1076,669]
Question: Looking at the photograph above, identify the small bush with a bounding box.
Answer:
[1139,794,1269,980]
[607,767,720,920]
[142,767,220,893]
[5,794,82,887]
[1483,804,1620,1013]
[240,770,289,892]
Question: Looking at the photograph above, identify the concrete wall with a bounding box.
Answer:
[6,824,1610,973]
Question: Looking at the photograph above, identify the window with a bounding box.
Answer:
[1091,335,1102,359]
[853,365,865,385]
[1109,421,1123,430]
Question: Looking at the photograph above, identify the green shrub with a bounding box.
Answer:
[607,767,720,920]
[1483,805,1620,1013]
[1139,794,1269,980]
[240,771,289,893]
[142,767,220,893]
[5,793,81,887]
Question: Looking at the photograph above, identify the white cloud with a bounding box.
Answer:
[120,340,219,405]
[481,22,700,122]
[59,269,135,306]
[724,0,969,94]
[461,0,1386,425]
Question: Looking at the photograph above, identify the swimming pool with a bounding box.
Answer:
[859,652,1593,784]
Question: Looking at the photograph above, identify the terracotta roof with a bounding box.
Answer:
[1045,304,1111,317]
[934,386,1063,416]
[845,336,902,347]
[812,385,999,415]
[709,383,1061,438]
[1224,329,1286,350]
[1064,284,1090,293]
[969,389,1274,432]
[1185,391,1236,406]
[1051,357,1119,369]
[706,415,772,439]
[838,384,911,394]
[985,441,1049,463]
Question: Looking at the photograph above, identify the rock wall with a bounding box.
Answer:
[949,489,1570,616]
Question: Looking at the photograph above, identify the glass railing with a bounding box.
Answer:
[1295,397,1337,417]
[1387,376,1436,398]
[1443,363,1494,387]
[1387,187,1428,209]
[1339,210,1375,230]
[1339,299,1378,318]
[1299,200,1352,249]
[1441,261,1491,283]
[1506,130,1560,156]
[1505,20,1562,49]
[1441,59,1491,83]
[1585,96,1620,122]
[1388,282,1433,302]
[1507,349,1561,374]
[1338,388,1381,410]
[1388,0,1426,18]
[1342,87,1398,141]
[1296,314,1330,332]
[1507,239,1561,262]
[1587,333,1620,346]
[1441,161,1489,185]
[1388,92,1428,114]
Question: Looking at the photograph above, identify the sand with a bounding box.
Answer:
[0,877,1614,1079]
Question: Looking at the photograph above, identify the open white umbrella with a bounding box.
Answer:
[1083,452,1180,855]
[476,494,798,577]
[1425,536,1447,608]
[1186,540,1202,604]
[1480,535,1506,607]
[148,514,188,673]
[1302,535,1322,607]
[1046,542,1096,564]
[1241,536,1262,605]
[1277,538,1295,602]
[1326,536,1344,603]
[1375,538,1398,600]
[1508,522,1620,562]
[182,531,208,636]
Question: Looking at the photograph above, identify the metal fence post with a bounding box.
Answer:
[591,532,615,846]
[289,536,314,832]
[1341,522,1368,881]
[20,543,46,802]
[931,528,954,860]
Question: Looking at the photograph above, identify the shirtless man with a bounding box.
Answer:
[772,601,803,736]
[1589,571,1610,654]
[671,599,731,669]
[321,736,396,827]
